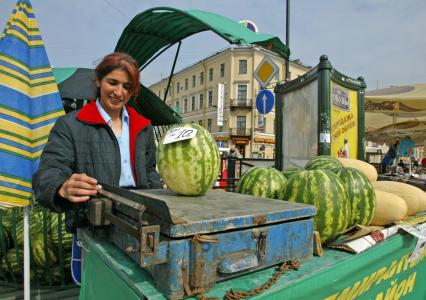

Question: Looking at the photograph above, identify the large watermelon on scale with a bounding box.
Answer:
[305,155,343,173]
[336,167,376,227]
[157,123,221,196]
[237,166,287,199]
[284,169,350,244]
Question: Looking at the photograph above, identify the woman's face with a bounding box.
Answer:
[97,69,132,117]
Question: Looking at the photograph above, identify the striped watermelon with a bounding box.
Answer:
[336,167,376,227]
[284,169,350,244]
[282,167,305,180]
[157,123,221,196]
[305,155,343,173]
[237,166,287,199]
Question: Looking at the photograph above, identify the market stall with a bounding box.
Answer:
[79,227,426,300]
[365,84,426,145]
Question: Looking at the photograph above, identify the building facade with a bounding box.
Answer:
[150,46,310,158]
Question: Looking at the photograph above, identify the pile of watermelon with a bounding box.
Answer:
[155,123,426,243]
[0,204,72,284]
[236,155,378,244]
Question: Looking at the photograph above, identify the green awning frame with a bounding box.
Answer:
[115,7,290,68]
[113,7,289,125]
[54,8,290,126]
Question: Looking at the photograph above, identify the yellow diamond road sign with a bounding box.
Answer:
[254,55,279,88]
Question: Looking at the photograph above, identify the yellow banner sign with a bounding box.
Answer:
[331,82,358,159]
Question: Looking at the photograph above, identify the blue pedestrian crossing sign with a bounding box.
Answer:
[256,90,275,114]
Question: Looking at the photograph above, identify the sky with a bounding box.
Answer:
[1,0,425,90]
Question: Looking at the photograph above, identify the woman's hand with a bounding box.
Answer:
[58,173,102,203]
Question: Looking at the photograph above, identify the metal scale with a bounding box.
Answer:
[87,183,316,300]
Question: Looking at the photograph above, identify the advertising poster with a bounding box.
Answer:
[331,82,358,158]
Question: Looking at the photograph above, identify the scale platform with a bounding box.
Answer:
[88,185,316,300]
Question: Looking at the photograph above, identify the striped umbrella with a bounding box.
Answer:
[0,0,64,208]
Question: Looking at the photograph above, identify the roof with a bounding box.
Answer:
[115,7,290,67]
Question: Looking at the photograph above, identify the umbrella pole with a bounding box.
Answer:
[23,205,30,300]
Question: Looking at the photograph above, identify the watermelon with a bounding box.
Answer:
[284,169,350,244]
[1,249,23,274]
[157,123,221,196]
[282,167,305,179]
[32,237,58,267]
[336,167,376,227]
[50,213,73,247]
[305,155,343,173]
[237,166,287,199]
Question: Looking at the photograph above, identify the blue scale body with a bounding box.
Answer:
[99,188,315,300]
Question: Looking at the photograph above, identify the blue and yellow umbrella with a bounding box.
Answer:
[0,0,64,208]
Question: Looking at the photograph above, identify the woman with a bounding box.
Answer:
[33,52,162,233]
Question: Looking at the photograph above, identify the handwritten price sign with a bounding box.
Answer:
[163,127,198,145]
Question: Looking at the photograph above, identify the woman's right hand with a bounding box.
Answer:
[58,173,102,203]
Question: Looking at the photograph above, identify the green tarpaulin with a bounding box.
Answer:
[80,230,426,300]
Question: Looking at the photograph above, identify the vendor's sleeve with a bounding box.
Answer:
[32,116,75,212]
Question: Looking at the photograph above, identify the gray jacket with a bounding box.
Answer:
[32,101,162,232]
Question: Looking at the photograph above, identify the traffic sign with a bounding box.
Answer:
[256,90,275,114]
[254,55,279,88]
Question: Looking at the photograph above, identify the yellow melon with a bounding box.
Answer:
[371,190,407,226]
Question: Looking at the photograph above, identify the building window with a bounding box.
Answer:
[218,125,223,132]
[199,120,203,126]
[175,101,180,113]
[192,75,196,88]
[239,60,247,74]
[200,72,204,85]
[176,82,180,94]
[191,96,196,111]
[220,63,225,77]
[237,84,248,101]
[207,119,212,132]
[185,78,188,90]
[184,99,188,113]
[236,116,246,134]
[209,68,213,81]
[208,90,213,107]
[158,90,161,97]
[199,93,204,110]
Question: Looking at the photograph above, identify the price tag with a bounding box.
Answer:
[163,127,198,145]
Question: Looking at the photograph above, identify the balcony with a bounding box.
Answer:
[229,98,252,109]
[230,127,252,137]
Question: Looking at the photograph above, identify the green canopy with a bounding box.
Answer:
[115,7,290,67]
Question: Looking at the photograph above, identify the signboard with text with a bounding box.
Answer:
[331,82,359,159]
[217,83,225,126]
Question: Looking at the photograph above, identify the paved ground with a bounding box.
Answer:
[0,284,80,300]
